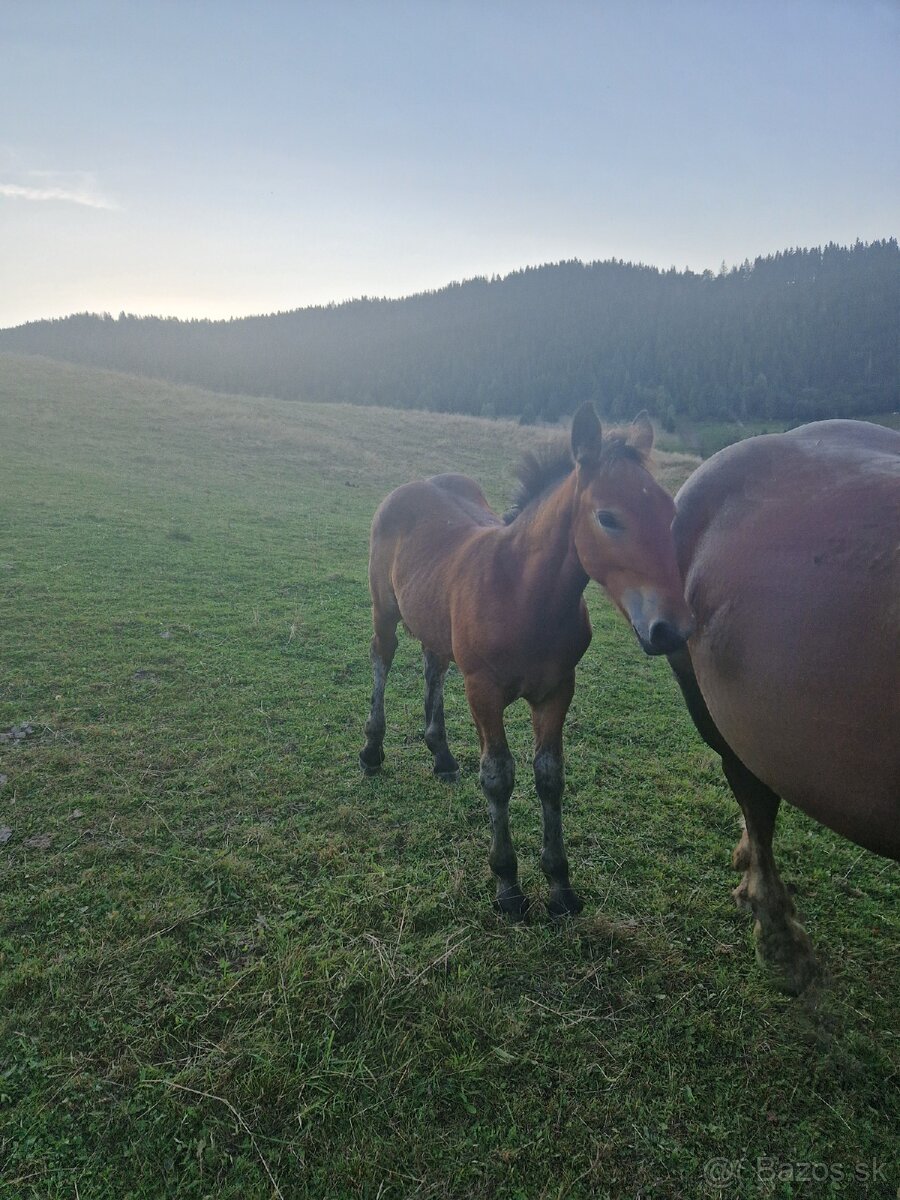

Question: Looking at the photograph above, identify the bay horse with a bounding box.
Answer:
[360,403,693,916]
[669,419,900,993]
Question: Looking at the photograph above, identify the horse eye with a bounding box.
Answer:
[596,510,623,532]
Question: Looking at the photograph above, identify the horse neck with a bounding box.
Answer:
[505,471,589,611]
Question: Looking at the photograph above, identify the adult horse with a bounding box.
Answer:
[360,404,693,916]
[669,419,900,993]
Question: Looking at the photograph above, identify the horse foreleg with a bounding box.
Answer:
[723,757,820,995]
[668,646,818,992]
[530,674,582,917]
[465,675,525,917]
[732,818,751,871]
[423,650,460,782]
[359,619,398,775]
[668,646,758,871]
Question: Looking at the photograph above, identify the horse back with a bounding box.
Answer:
[424,473,500,527]
[371,473,498,540]
[673,420,900,574]
[368,474,502,657]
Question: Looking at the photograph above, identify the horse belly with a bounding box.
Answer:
[688,522,900,859]
[391,553,456,658]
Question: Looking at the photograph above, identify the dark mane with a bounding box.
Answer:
[503,429,648,524]
[503,440,574,524]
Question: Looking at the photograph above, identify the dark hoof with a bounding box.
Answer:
[433,752,460,782]
[770,959,823,997]
[547,887,584,918]
[359,747,384,776]
[494,884,529,920]
[754,919,821,996]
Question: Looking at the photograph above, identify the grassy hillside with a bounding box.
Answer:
[0,354,896,1199]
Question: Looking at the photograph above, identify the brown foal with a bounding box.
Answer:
[360,403,692,915]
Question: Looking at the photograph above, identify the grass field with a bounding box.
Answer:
[0,353,896,1199]
[655,414,900,461]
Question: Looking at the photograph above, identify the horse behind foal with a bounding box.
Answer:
[360,404,693,916]
[669,419,900,992]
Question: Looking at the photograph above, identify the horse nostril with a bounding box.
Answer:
[648,619,687,655]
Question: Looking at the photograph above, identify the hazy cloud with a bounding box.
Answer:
[0,178,118,210]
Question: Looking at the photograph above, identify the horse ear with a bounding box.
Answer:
[630,411,654,455]
[571,402,602,468]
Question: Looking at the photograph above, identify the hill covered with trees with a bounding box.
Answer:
[2,240,897,424]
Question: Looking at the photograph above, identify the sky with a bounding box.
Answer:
[1,0,897,328]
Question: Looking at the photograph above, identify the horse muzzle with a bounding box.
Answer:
[620,588,694,656]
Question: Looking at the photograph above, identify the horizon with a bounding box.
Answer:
[3,1,898,329]
[3,236,895,331]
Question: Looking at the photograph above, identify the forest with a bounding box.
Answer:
[1,240,897,424]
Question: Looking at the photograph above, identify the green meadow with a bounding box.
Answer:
[0,354,896,1199]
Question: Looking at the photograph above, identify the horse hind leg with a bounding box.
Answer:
[359,611,399,776]
[423,650,460,782]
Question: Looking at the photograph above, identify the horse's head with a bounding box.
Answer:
[570,403,693,655]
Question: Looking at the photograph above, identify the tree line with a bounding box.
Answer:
[2,239,897,424]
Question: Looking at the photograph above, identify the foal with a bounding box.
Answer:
[360,403,692,915]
